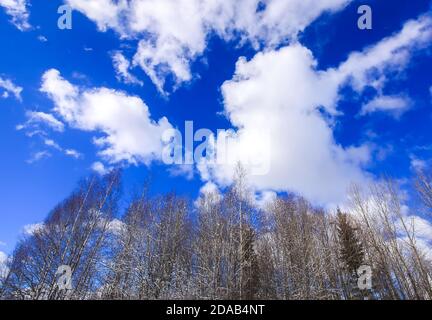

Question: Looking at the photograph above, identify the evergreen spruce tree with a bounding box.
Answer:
[336,209,366,299]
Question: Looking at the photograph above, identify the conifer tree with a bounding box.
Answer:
[336,209,366,299]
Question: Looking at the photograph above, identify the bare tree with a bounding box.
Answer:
[2,168,432,300]
[1,171,121,300]
[101,191,193,300]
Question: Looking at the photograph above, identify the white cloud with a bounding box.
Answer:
[404,216,432,241]
[26,151,51,164]
[37,35,48,42]
[410,155,427,171]
[360,95,412,117]
[91,161,111,175]
[67,0,351,92]
[195,181,222,208]
[0,76,22,100]
[408,237,432,262]
[19,8,431,207]
[23,222,44,236]
[254,190,277,211]
[18,111,65,132]
[198,14,432,206]
[0,0,31,31]
[65,149,82,159]
[112,51,143,86]
[199,181,220,196]
[41,69,173,165]
[43,139,82,159]
[44,138,61,150]
[168,164,194,180]
[66,0,128,32]
[332,14,432,92]
[396,215,432,261]
[202,44,371,205]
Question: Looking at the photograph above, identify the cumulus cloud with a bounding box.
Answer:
[0,0,31,31]
[17,6,431,207]
[198,14,432,206]
[40,69,173,165]
[112,51,143,86]
[67,0,351,92]
[202,44,371,205]
[0,76,23,100]
[360,95,412,117]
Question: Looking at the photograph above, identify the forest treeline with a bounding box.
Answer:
[1,167,432,300]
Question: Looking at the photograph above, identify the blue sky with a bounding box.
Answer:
[0,0,432,255]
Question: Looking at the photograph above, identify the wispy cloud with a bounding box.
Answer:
[0,0,31,31]
[26,151,51,164]
[44,139,82,159]
[360,95,412,118]
[37,35,48,42]
[112,51,143,86]
[17,111,65,132]
[65,149,82,159]
[0,76,23,101]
